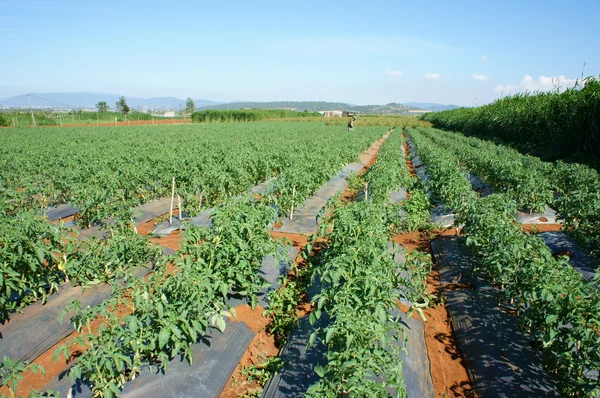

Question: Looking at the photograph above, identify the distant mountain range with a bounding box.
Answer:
[0,93,462,113]
[197,101,420,114]
[404,102,462,112]
[0,93,221,110]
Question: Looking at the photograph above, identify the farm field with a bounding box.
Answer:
[1,119,599,398]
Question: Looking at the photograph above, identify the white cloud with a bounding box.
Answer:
[385,70,403,76]
[481,55,488,62]
[494,75,578,95]
[423,73,440,80]
[472,74,488,81]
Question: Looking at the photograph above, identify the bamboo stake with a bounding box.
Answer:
[131,218,138,234]
[169,177,175,224]
[290,185,296,221]
[198,191,203,212]
[364,182,369,201]
[178,194,183,221]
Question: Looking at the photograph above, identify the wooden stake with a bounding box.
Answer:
[169,176,175,224]
[178,194,183,221]
[364,182,369,201]
[96,113,99,127]
[114,116,117,127]
[131,218,138,234]
[198,191,203,212]
[290,185,296,221]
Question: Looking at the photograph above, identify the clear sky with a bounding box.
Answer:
[1,0,598,106]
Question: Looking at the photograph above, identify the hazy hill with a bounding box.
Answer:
[0,94,461,113]
[404,102,462,111]
[0,93,221,110]
[197,101,419,114]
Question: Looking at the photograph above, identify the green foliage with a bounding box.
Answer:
[185,97,195,113]
[240,357,283,387]
[65,223,161,287]
[96,101,109,112]
[0,356,54,398]
[58,199,283,396]
[1,109,154,127]
[0,211,70,323]
[191,109,321,123]
[401,189,432,232]
[116,96,130,115]
[408,125,600,397]
[263,241,316,347]
[421,76,600,157]
[408,126,600,257]
[0,113,11,127]
[0,122,392,396]
[407,127,477,212]
[551,162,600,257]
[306,200,431,397]
[0,123,383,227]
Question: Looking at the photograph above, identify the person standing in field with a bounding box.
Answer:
[347,116,356,132]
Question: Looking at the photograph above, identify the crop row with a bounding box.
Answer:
[0,213,160,325]
[2,125,392,397]
[305,131,433,396]
[414,126,600,257]
[0,123,384,322]
[54,199,280,396]
[0,122,383,226]
[406,127,600,397]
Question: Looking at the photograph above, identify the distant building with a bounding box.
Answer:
[408,110,433,115]
[164,111,176,117]
[320,110,343,117]
[342,111,358,117]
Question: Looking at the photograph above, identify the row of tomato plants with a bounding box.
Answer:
[52,199,281,397]
[0,213,160,325]
[0,123,383,227]
[406,127,600,397]
[1,128,391,397]
[0,123,384,323]
[414,126,600,256]
[304,131,434,396]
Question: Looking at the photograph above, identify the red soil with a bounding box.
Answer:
[219,304,280,398]
[12,129,474,397]
[398,147,475,397]
[522,223,562,233]
[394,231,476,397]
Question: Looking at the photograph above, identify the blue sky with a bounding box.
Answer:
[1,0,598,106]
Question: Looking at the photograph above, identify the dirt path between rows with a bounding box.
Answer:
[401,138,476,397]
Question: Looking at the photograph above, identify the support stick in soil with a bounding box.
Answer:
[290,184,296,221]
[178,195,183,221]
[169,177,175,224]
